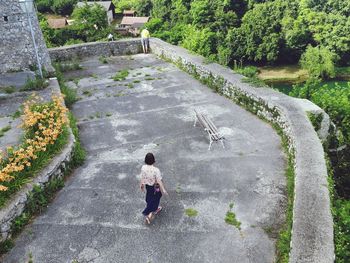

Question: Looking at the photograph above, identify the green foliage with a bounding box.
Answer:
[307,112,323,131]
[54,63,78,108]
[35,0,54,13]
[68,113,86,167]
[65,39,85,46]
[51,0,77,15]
[300,45,337,80]
[235,66,259,79]
[11,110,22,119]
[334,199,350,262]
[99,56,108,64]
[140,0,350,67]
[275,144,295,263]
[113,70,129,81]
[182,25,217,58]
[235,66,267,87]
[0,239,14,255]
[185,208,198,217]
[0,177,65,257]
[72,3,108,29]
[2,86,16,94]
[61,84,78,108]
[290,79,350,262]
[35,0,77,15]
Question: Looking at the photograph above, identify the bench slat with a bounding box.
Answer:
[194,109,225,150]
[195,111,223,141]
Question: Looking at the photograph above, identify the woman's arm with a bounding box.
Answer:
[158,180,168,195]
[140,168,145,192]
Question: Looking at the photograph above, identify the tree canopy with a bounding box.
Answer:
[114,0,350,66]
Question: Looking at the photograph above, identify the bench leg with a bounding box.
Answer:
[208,140,213,151]
[208,134,213,151]
[220,139,225,149]
[193,114,197,127]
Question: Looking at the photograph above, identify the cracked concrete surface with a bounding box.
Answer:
[2,54,287,263]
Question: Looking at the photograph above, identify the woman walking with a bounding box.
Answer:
[140,153,168,224]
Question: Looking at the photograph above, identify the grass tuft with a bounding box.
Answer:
[113,70,129,81]
[0,126,11,137]
[21,76,48,91]
[2,86,16,94]
[99,56,108,64]
[225,203,241,229]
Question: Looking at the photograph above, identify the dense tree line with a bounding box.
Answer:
[120,0,350,67]
[36,0,78,15]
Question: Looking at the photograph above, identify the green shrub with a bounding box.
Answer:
[334,199,350,262]
[51,0,77,15]
[0,239,14,255]
[65,39,84,46]
[235,66,259,78]
[99,56,108,64]
[60,84,78,108]
[300,45,336,80]
[35,0,53,13]
[54,63,79,108]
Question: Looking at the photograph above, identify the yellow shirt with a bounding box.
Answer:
[141,29,150,38]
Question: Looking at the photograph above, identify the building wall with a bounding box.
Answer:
[0,0,52,73]
[107,10,113,25]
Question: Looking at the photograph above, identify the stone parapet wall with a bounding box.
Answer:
[0,0,52,73]
[49,39,142,61]
[0,78,75,242]
[150,38,334,263]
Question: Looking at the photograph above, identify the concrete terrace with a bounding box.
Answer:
[3,54,287,263]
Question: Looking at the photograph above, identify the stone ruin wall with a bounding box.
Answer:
[0,0,52,73]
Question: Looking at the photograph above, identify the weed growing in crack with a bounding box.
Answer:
[225,202,241,229]
[185,208,198,217]
[0,125,11,137]
[113,70,129,81]
[99,56,108,64]
[82,90,92,97]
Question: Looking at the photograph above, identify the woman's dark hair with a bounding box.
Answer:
[145,153,155,165]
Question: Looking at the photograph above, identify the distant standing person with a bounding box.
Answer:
[141,28,150,53]
[140,153,168,224]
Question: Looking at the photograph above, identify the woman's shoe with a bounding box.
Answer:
[154,206,162,215]
[145,213,153,224]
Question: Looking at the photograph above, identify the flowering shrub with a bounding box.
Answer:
[0,94,68,192]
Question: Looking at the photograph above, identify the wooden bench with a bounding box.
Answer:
[193,109,225,150]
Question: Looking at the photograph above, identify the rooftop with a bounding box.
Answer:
[47,18,68,29]
[120,16,149,26]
